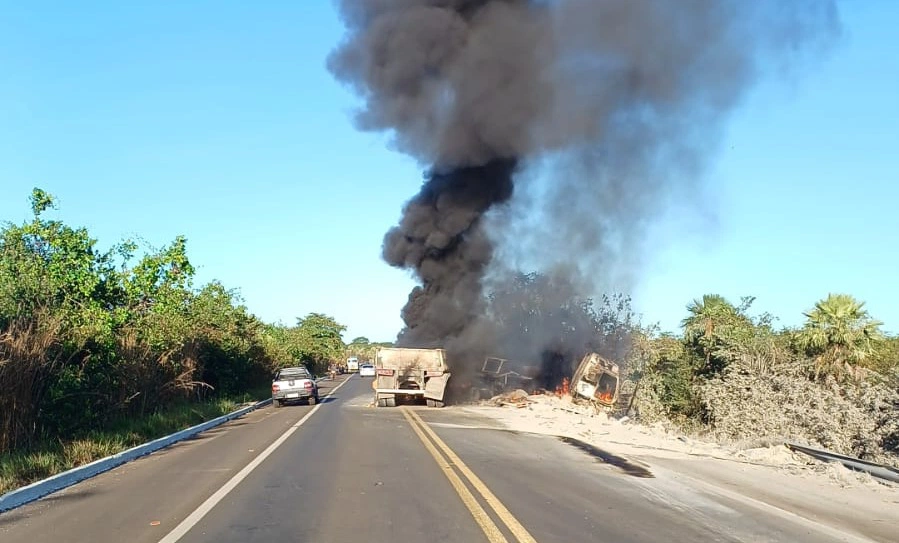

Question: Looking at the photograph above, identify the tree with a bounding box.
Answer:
[293,313,346,373]
[681,294,754,375]
[346,336,379,363]
[794,293,884,379]
[636,332,702,421]
[0,188,119,338]
[868,334,899,376]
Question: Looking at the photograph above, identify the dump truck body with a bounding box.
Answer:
[570,353,620,407]
[373,347,450,407]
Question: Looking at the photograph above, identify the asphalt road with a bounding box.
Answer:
[0,375,885,543]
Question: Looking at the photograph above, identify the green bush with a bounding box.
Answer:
[0,188,346,455]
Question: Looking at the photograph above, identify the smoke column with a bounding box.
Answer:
[328,1,839,359]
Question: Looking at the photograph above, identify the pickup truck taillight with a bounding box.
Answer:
[272,384,280,393]
[376,368,394,376]
[304,381,314,389]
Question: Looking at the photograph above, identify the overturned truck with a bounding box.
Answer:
[570,352,620,407]
[469,356,539,401]
[373,347,451,407]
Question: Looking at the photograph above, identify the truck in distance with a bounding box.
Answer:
[373,347,451,408]
[346,357,360,373]
[272,366,319,407]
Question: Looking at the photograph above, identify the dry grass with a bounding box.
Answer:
[0,309,272,495]
[112,328,208,416]
[0,311,69,452]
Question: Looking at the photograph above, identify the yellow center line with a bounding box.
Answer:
[405,408,539,543]
[401,408,509,543]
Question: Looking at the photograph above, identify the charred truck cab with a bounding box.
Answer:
[373,347,451,407]
[570,353,620,407]
[470,356,539,400]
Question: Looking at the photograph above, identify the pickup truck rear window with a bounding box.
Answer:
[277,370,310,379]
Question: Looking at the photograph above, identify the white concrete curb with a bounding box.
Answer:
[0,397,273,514]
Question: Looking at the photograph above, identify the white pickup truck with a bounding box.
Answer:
[272,366,319,407]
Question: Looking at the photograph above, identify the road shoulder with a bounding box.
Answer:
[0,376,349,543]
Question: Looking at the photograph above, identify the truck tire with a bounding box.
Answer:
[273,399,281,408]
[308,395,317,406]
[385,397,396,407]
[377,398,387,407]
[426,399,436,407]
[434,400,445,408]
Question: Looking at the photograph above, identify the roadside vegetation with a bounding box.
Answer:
[628,294,899,467]
[345,336,394,365]
[0,189,348,493]
[0,394,258,494]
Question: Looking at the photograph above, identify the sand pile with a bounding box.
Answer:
[465,392,896,490]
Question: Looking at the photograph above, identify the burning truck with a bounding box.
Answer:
[467,351,621,410]
[469,356,540,401]
[569,353,620,408]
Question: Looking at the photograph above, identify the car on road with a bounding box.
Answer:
[359,363,376,377]
[272,366,319,407]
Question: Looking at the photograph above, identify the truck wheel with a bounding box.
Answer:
[377,399,387,407]
[385,398,396,407]
[273,399,281,408]
[426,399,436,407]
[434,401,445,408]
[308,395,317,406]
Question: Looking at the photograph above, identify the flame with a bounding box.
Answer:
[598,391,614,403]
[554,377,570,397]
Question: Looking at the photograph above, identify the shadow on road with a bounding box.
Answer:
[556,436,654,478]
[0,487,102,525]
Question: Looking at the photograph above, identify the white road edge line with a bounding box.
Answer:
[157,375,353,543]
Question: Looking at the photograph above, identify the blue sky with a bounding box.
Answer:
[1,1,896,341]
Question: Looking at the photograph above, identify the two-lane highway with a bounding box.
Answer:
[1,375,887,542]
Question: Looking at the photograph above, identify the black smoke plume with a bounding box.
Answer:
[328,1,839,377]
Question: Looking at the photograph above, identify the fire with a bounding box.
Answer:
[554,377,570,397]
[598,391,613,403]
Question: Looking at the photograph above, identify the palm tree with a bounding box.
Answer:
[681,294,745,374]
[795,293,884,379]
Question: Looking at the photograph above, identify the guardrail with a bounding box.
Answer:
[0,397,273,513]
[785,441,899,484]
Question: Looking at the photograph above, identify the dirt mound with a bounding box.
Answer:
[486,389,533,407]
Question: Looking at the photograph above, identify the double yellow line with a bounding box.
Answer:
[401,407,537,543]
